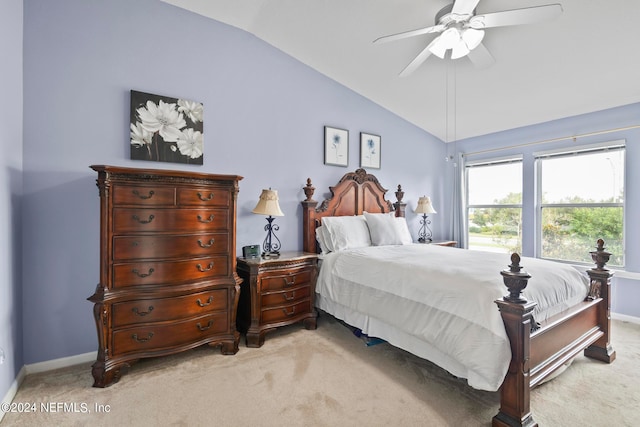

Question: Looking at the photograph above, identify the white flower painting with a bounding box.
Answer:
[130,90,204,165]
[324,126,349,167]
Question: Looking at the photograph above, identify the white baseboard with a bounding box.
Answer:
[612,312,640,325]
[1,365,26,423]
[25,351,96,375]
[1,351,96,422]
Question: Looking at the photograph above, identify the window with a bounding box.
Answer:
[466,158,522,254]
[536,143,625,266]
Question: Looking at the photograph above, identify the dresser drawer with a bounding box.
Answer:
[113,233,230,260]
[260,269,313,291]
[112,312,229,355]
[261,300,311,324]
[112,289,228,327]
[113,185,176,206]
[178,188,231,207]
[261,285,311,308]
[112,256,229,288]
[113,208,228,233]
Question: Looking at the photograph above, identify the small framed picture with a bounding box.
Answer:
[360,132,381,169]
[324,126,349,167]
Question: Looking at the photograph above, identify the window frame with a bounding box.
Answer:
[534,141,625,266]
[465,156,523,254]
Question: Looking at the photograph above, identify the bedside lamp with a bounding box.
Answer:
[415,196,436,243]
[252,188,284,258]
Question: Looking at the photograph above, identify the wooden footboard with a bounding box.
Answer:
[493,240,615,427]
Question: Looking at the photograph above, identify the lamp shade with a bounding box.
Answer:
[252,189,284,217]
[415,196,437,214]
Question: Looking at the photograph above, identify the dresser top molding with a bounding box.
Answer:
[90,165,243,185]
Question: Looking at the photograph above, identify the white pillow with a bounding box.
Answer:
[322,215,372,252]
[363,211,408,246]
[315,225,331,254]
[394,217,414,245]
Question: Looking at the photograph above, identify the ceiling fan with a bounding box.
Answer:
[374,0,563,77]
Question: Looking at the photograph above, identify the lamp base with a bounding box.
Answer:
[417,237,433,243]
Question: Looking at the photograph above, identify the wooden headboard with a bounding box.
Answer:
[301,168,406,253]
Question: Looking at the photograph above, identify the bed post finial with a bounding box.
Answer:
[590,238,611,271]
[500,253,531,304]
[303,178,316,202]
[394,185,406,217]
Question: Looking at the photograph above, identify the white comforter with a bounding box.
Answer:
[315,244,589,391]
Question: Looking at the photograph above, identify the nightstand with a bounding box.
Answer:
[236,252,318,347]
[427,240,457,247]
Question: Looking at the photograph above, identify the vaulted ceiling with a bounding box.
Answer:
[161,0,640,142]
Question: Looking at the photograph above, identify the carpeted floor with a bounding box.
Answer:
[2,315,639,426]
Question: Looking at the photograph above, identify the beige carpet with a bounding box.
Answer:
[2,315,639,427]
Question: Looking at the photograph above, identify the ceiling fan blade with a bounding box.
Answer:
[399,37,440,77]
[466,42,495,69]
[373,24,445,44]
[469,4,563,29]
[452,0,481,16]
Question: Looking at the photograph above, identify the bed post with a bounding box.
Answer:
[493,254,538,427]
[393,185,406,217]
[584,239,616,363]
[302,178,319,253]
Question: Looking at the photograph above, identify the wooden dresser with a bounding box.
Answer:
[236,252,318,347]
[88,165,243,387]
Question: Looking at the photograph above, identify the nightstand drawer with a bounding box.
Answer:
[260,269,312,291]
[112,312,228,355]
[112,289,228,327]
[261,285,311,308]
[261,300,312,324]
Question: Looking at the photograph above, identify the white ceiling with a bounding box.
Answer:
[161,0,640,142]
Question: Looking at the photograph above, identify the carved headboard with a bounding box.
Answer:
[301,168,406,253]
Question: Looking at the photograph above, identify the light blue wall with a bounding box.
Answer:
[0,0,24,403]
[20,0,445,366]
[453,103,640,318]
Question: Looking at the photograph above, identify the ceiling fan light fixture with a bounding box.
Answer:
[451,41,470,59]
[462,28,485,50]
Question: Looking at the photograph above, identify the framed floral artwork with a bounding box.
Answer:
[324,126,349,167]
[360,132,381,169]
[130,90,204,165]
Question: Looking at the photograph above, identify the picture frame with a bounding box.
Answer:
[360,132,381,169]
[324,126,349,167]
[130,90,204,165]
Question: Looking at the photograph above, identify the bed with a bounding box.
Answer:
[301,168,615,427]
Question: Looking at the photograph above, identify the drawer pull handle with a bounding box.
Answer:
[132,190,154,200]
[197,262,214,272]
[197,320,214,331]
[197,296,214,307]
[132,332,154,343]
[197,214,215,223]
[282,307,296,316]
[132,214,155,224]
[132,306,154,316]
[283,292,295,301]
[197,192,214,201]
[283,277,296,287]
[197,238,215,248]
[132,268,154,278]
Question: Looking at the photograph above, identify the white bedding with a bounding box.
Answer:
[315,244,589,391]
